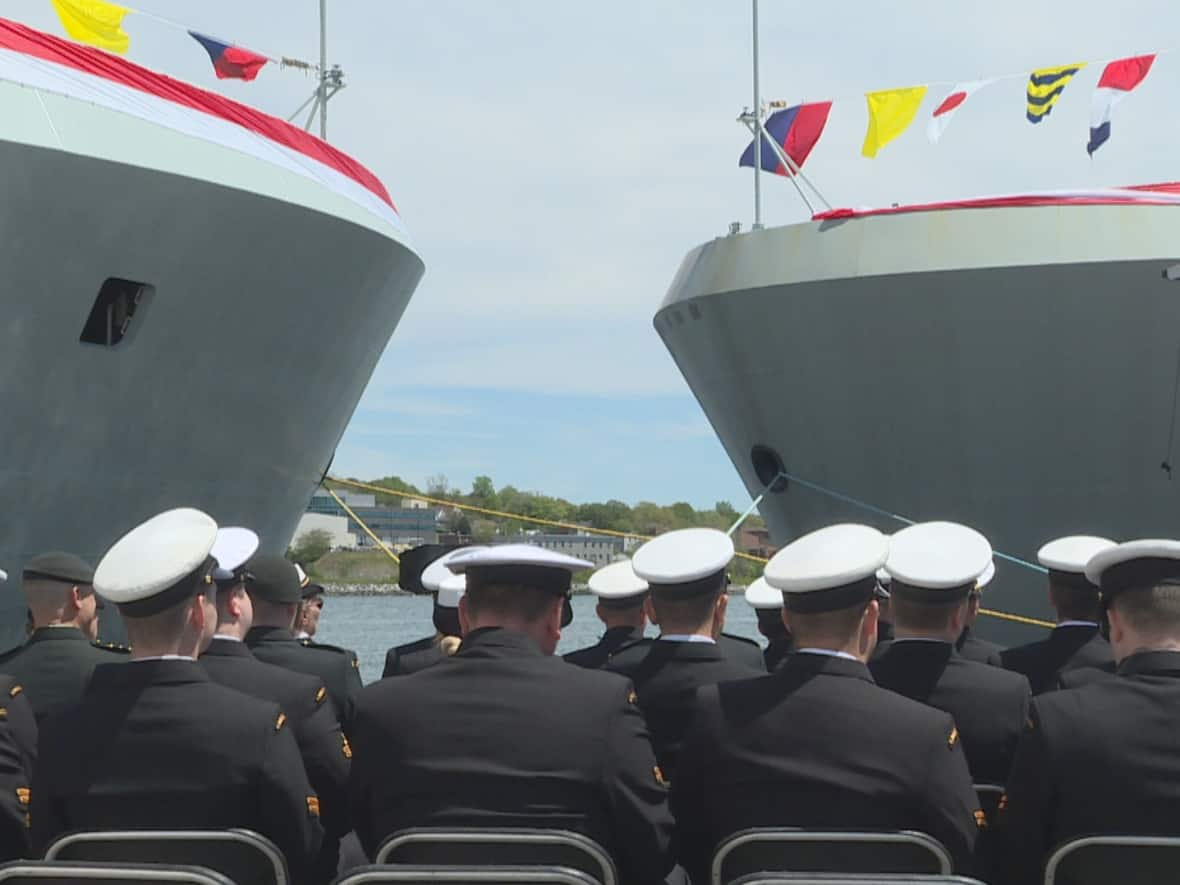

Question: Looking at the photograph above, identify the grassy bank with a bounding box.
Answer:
[310,550,399,585]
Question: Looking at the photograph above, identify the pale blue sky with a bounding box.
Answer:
[16,1,1180,506]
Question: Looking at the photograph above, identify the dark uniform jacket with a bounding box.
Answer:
[606,638,761,780]
[0,677,35,862]
[245,626,362,731]
[719,632,766,671]
[956,626,1004,665]
[0,627,126,723]
[563,626,644,670]
[763,636,794,672]
[999,651,1180,885]
[31,660,322,871]
[348,628,675,885]
[1000,623,1112,694]
[672,652,981,883]
[870,639,1031,784]
[382,635,441,678]
[200,638,350,882]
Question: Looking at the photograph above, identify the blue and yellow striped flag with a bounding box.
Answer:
[1026,63,1086,124]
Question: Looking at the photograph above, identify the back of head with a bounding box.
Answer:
[243,554,302,629]
[649,584,724,635]
[1086,540,1180,658]
[22,551,97,630]
[1039,535,1115,624]
[632,528,734,638]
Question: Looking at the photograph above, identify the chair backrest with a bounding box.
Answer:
[44,829,287,885]
[375,828,617,885]
[728,875,986,885]
[711,829,954,885]
[0,860,234,883]
[334,865,603,885]
[973,785,1004,823]
[1044,835,1180,885]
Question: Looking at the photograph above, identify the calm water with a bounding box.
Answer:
[314,593,764,684]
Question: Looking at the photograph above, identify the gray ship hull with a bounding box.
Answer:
[657,201,1180,643]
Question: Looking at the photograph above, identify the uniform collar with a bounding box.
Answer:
[658,633,716,644]
[202,637,252,658]
[649,638,727,661]
[458,627,546,658]
[1117,649,1180,677]
[28,626,89,643]
[90,657,209,689]
[795,647,861,661]
[1056,620,1100,630]
[783,650,873,681]
[245,626,296,645]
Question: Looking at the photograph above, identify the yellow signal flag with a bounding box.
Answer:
[862,86,929,158]
[50,0,131,55]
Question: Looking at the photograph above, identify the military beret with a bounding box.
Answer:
[23,551,95,585]
[244,554,303,604]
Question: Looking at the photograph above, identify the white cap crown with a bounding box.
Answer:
[631,528,734,584]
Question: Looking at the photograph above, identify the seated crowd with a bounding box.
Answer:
[0,507,1175,885]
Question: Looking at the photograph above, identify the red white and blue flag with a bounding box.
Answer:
[1088,54,1155,155]
[927,80,993,143]
[188,31,268,81]
[739,102,832,176]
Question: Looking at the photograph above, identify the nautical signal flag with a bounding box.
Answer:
[189,32,268,81]
[862,86,927,158]
[1088,54,1155,155]
[739,102,832,175]
[928,80,994,144]
[1027,63,1086,124]
[50,0,130,54]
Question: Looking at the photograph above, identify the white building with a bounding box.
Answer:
[292,513,356,550]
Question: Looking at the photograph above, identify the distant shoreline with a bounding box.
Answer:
[321,583,750,597]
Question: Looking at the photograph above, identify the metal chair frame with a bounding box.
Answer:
[376,828,616,885]
[728,875,985,885]
[711,829,954,885]
[335,865,602,884]
[45,828,288,885]
[1043,834,1180,885]
[0,860,234,883]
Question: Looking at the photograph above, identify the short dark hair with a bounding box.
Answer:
[464,583,557,623]
[122,593,194,644]
[1049,580,1102,621]
[889,594,963,632]
[787,600,870,645]
[1111,583,1180,634]
[650,588,721,629]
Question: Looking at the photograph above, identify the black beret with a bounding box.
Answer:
[243,554,302,605]
[301,581,325,600]
[23,551,95,585]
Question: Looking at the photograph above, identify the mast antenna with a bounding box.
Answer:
[287,0,346,141]
[751,0,763,229]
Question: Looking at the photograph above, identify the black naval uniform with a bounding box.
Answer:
[562,626,644,670]
[870,639,1031,784]
[672,652,981,883]
[246,626,362,731]
[0,627,127,722]
[31,659,322,870]
[999,622,1112,694]
[382,635,442,677]
[718,631,766,671]
[606,637,761,780]
[763,636,793,671]
[999,650,1180,885]
[0,677,35,862]
[201,638,350,882]
[956,625,1004,665]
[349,628,674,884]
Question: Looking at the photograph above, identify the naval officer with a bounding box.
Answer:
[0,673,35,862]
[672,524,982,884]
[956,560,1005,665]
[31,508,322,869]
[382,547,476,677]
[869,522,1031,785]
[0,551,127,722]
[563,559,648,669]
[246,554,363,732]
[348,544,675,885]
[201,530,350,884]
[606,529,761,779]
[999,539,1180,885]
[293,564,324,643]
[745,576,793,671]
[1000,536,1116,693]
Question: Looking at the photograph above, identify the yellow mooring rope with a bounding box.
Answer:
[322,484,400,565]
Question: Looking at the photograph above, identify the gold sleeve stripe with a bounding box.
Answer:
[275,712,287,732]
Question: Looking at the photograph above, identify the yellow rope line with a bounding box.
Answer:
[324,475,1051,629]
[322,485,400,565]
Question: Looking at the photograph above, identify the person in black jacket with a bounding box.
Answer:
[956,561,1005,665]
[672,524,982,884]
[31,508,322,872]
[1000,536,1116,693]
[202,532,350,884]
[999,539,1180,885]
[607,529,761,780]
[870,524,1030,786]
[744,577,793,671]
[563,559,647,669]
[0,552,127,722]
[349,544,674,885]
[382,546,471,677]
[0,675,35,862]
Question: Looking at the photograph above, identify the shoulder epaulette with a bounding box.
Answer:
[303,640,355,657]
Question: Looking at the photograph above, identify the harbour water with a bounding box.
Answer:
[315,593,764,684]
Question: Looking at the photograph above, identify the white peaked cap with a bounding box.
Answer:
[588,560,648,600]
[875,567,892,586]
[1085,539,1180,588]
[293,562,310,588]
[744,576,784,610]
[211,527,259,581]
[976,560,996,590]
[436,572,466,608]
[631,528,734,584]
[885,521,992,590]
[1038,536,1117,574]
[446,544,593,574]
[422,547,486,592]
[765,524,888,593]
[94,508,218,608]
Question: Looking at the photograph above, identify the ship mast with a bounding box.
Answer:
[751,0,762,230]
[288,0,345,141]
